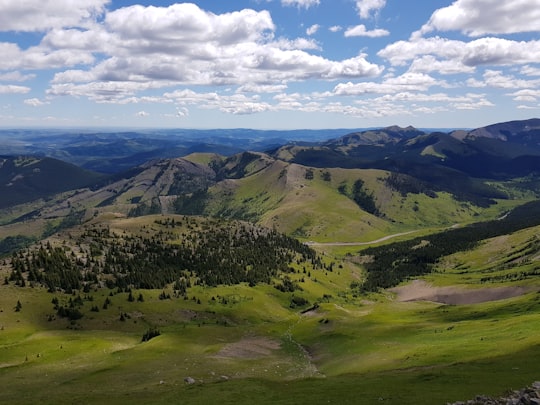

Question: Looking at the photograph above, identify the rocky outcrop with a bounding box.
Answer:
[448,381,540,405]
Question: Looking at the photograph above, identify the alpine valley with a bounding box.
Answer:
[1,118,540,405]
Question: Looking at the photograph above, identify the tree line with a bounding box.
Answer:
[7,216,323,293]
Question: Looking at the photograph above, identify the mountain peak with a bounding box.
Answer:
[467,118,540,141]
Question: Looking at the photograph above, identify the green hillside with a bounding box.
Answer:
[1,120,540,404]
[1,212,540,404]
[0,156,103,209]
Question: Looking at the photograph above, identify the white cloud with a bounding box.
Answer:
[105,4,274,48]
[521,65,540,76]
[329,26,342,33]
[333,72,444,96]
[281,0,320,9]
[416,0,540,37]
[408,55,474,75]
[237,84,288,94]
[509,89,540,102]
[468,70,540,90]
[0,42,94,71]
[43,3,382,105]
[175,107,189,117]
[0,84,30,94]
[0,71,35,82]
[462,38,540,66]
[24,98,49,107]
[306,24,320,36]
[344,25,389,38]
[356,0,386,19]
[136,111,149,117]
[379,37,540,69]
[0,0,109,32]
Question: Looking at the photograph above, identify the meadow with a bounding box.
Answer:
[1,219,539,404]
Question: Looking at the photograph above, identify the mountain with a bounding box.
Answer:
[0,156,103,209]
[2,120,540,405]
[274,119,540,206]
[0,128,360,174]
[1,118,539,246]
[464,118,540,144]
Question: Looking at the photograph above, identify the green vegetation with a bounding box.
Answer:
[358,199,540,291]
[2,121,540,404]
[1,204,540,404]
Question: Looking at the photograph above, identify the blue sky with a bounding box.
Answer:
[0,0,539,129]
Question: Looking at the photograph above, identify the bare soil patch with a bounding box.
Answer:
[390,279,536,305]
[214,336,281,359]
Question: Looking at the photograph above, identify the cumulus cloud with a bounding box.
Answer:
[0,0,109,32]
[136,111,149,117]
[0,42,94,71]
[41,3,382,105]
[467,70,540,89]
[344,25,389,38]
[356,0,386,19]
[0,71,35,82]
[416,0,540,37]
[329,26,342,33]
[379,37,540,70]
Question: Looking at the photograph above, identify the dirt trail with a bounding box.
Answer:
[306,230,417,247]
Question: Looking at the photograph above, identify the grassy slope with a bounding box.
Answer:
[1,216,540,404]
[205,159,516,244]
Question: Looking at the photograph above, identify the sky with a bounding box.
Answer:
[0,0,540,130]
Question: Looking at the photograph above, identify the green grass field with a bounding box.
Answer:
[2,232,539,405]
[1,210,540,405]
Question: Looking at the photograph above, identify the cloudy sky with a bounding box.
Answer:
[1,0,540,129]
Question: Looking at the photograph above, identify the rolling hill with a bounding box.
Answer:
[0,156,103,209]
[1,119,540,404]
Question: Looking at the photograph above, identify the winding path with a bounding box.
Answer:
[305,230,417,247]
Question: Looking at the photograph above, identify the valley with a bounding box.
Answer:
[1,119,540,404]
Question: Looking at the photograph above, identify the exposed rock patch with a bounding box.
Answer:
[448,381,540,404]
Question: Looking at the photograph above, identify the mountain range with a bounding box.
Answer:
[1,118,539,247]
[2,119,540,405]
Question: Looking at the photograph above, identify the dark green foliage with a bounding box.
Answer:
[10,244,82,292]
[351,179,379,215]
[56,306,83,321]
[339,180,379,215]
[10,216,322,292]
[275,276,301,292]
[14,300,22,312]
[321,171,332,181]
[141,327,161,342]
[358,200,540,292]
[42,209,85,238]
[384,172,437,198]
[305,168,314,180]
[0,235,36,257]
[290,296,309,308]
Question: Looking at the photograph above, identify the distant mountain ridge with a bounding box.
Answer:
[0,118,539,243]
